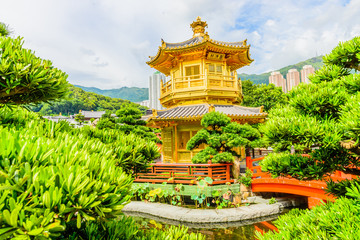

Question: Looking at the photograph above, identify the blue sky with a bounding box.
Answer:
[1,0,359,89]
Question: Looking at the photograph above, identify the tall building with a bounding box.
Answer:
[137,99,150,108]
[149,71,165,110]
[286,69,300,92]
[269,71,287,92]
[301,65,315,84]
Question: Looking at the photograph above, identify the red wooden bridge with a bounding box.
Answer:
[134,154,358,208]
[247,156,357,208]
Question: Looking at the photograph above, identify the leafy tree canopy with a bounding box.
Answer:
[260,36,360,181]
[0,22,11,37]
[241,80,287,112]
[187,111,261,163]
[0,29,69,106]
[74,112,85,125]
[116,107,145,125]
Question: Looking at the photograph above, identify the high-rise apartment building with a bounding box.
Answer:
[149,71,165,110]
[301,65,315,84]
[269,71,287,92]
[286,69,300,92]
[268,65,316,93]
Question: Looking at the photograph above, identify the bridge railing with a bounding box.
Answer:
[247,155,358,181]
[246,156,270,178]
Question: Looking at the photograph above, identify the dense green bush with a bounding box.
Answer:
[187,111,261,163]
[0,36,69,106]
[257,183,360,239]
[260,36,360,181]
[96,107,160,144]
[258,36,360,239]
[0,112,133,238]
[241,80,287,111]
[0,107,198,239]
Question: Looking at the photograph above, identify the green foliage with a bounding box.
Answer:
[326,178,360,198]
[268,197,277,205]
[116,107,145,125]
[131,181,238,209]
[0,22,11,37]
[260,36,360,181]
[74,113,85,125]
[96,106,160,144]
[78,126,160,174]
[241,80,287,111]
[239,168,253,187]
[288,81,348,119]
[323,36,360,71]
[200,111,230,129]
[96,111,116,129]
[187,112,261,163]
[31,85,147,115]
[0,36,69,106]
[340,91,360,155]
[308,64,350,83]
[143,224,205,240]
[257,183,360,240]
[0,109,133,239]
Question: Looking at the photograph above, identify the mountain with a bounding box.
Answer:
[31,85,147,116]
[238,56,324,85]
[74,85,149,103]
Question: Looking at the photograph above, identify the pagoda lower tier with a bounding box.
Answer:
[145,103,267,163]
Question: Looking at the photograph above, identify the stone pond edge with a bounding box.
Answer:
[122,197,305,224]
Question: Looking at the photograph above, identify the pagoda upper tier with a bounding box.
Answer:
[147,17,253,108]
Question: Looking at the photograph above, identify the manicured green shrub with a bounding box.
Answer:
[239,168,253,187]
[0,36,69,106]
[187,111,261,163]
[257,183,360,239]
[260,36,360,181]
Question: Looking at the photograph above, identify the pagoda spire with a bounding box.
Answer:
[190,16,208,37]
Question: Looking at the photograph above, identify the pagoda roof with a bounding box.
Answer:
[147,17,253,75]
[159,36,246,51]
[146,103,266,122]
[147,37,252,75]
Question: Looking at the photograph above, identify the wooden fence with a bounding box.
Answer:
[134,162,234,185]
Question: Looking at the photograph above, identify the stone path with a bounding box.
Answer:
[122,197,305,228]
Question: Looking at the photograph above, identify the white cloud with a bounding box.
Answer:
[1,0,359,89]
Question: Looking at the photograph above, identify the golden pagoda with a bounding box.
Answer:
[146,17,267,163]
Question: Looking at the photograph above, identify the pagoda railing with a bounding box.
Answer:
[161,74,239,96]
[134,162,234,185]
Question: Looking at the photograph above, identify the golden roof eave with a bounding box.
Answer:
[147,38,253,75]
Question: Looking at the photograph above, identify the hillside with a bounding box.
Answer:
[31,85,146,116]
[74,85,148,103]
[238,56,324,85]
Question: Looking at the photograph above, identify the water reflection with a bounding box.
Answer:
[126,212,283,240]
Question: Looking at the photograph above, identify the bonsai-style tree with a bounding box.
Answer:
[74,112,85,125]
[256,36,360,240]
[116,107,146,125]
[260,36,360,182]
[97,111,116,129]
[186,111,261,163]
[115,106,160,143]
[0,23,69,106]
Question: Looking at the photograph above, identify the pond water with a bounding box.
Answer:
[127,211,289,240]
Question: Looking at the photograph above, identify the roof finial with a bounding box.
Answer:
[190,17,208,38]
